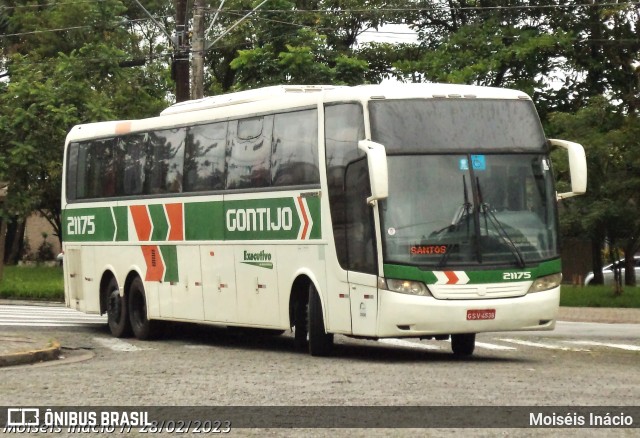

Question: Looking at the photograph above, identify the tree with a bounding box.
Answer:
[550,97,640,291]
[0,0,170,274]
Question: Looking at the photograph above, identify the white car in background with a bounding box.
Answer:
[584,256,640,285]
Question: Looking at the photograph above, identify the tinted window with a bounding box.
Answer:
[119,134,147,196]
[272,109,319,186]
[227,116,273,189]
[66,143,79,201]
[76,139,115,199]
[146,128,186,194]
[184,122,227,191]
[325,103,375,273]
[369,99,547,153]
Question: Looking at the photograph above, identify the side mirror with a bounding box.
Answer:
[549,139,587,200]
[357,140,389,204]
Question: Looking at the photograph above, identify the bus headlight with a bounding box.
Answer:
[527,273,562,293]
[383,278,432,297]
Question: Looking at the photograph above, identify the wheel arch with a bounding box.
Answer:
[99,267,144,315]
[98,268,117,315]
[288,270,324,328]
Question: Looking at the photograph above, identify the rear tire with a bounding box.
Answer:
[451,333,476,357]
[106,277,131,338]
[308,284,334,356]
[128,277,159,340]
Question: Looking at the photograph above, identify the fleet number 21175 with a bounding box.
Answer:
[67,215,95,235]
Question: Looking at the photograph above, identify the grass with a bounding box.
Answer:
[560,284,640,308]
[0,265,638,308]
[0,265,64,301]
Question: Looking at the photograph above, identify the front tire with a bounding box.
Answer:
[106,277,131,338]
[451,333,476,357]
[308,284,334,356]
[128,277,159,340]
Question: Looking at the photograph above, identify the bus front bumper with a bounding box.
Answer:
[376,286,560,338]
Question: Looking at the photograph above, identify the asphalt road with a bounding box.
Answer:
[1,312,638,436]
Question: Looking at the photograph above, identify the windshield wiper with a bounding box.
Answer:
[437,175,472,268]
[476,177,526,269]
[431,175,473,237]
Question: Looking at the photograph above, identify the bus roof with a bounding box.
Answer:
[160,85,345,115]
[66,83,531,143]
[160,83,530,116]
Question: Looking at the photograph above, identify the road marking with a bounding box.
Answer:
[565,340,640,351]
[378,338,516,351]
[499,338,591,352]
[93,337,149,352]
[378,339,441,350]
[472,341,517,351]
[0,305,106,327]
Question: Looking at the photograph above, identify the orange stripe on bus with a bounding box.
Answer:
[130,205,152,241]
[115,121,132,135]
[165,203,184,241]
[296,196,310,240]
[141,245,164,282]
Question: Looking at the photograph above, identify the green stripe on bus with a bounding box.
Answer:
[160,245,179,283]
[149,204,169,241]
[383,258,562,284]
[306,196,322,240]
[63,195,321,243]
[184,202,224,240]
[62,207,115,242]
[113,206,128,241]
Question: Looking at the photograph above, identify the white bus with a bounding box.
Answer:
[62,84,586,357]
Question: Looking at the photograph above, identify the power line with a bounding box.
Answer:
[0,16,171,38]
[206,2,640,13]
[0,0,110,10]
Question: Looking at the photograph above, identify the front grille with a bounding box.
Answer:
[429,282,530,299]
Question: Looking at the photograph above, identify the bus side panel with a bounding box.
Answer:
[64,246,99,314]
[275,244,327,330]
[171,245,205,321]
[201,244,237,323]
[235,245,280,327]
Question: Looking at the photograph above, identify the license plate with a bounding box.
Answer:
[466,309,496,321]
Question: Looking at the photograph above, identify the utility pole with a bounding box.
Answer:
[173,0,190,102]
[191,0,206,100]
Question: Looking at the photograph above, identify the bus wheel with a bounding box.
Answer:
[106,277,131,338]
[293,296,308,351]
[128,277,159,340]
[308,284,334,356]
[451,333,476,357]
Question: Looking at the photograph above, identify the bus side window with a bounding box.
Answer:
[120,134,147,196]
[272,109,319,186]
[66,142,79,201]
[227,116,273,190]
[76,139,114,199]
[146,128,186,194]
[184,122,227,192]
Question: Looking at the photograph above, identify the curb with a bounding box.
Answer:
[0,340,61,368]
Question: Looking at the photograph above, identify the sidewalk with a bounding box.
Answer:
[0,332,61,367]
[557,306,640,324]
[0,304,639,367]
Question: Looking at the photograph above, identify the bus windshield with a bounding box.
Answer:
[370,99,558,268]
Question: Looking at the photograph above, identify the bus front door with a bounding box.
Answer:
[349,271,378,336]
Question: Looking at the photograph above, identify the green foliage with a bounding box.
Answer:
[550,97,640,286]
[561,285,640,309]
[1,0,640,290]
[0,0,169,235]
[0,266,64,301]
